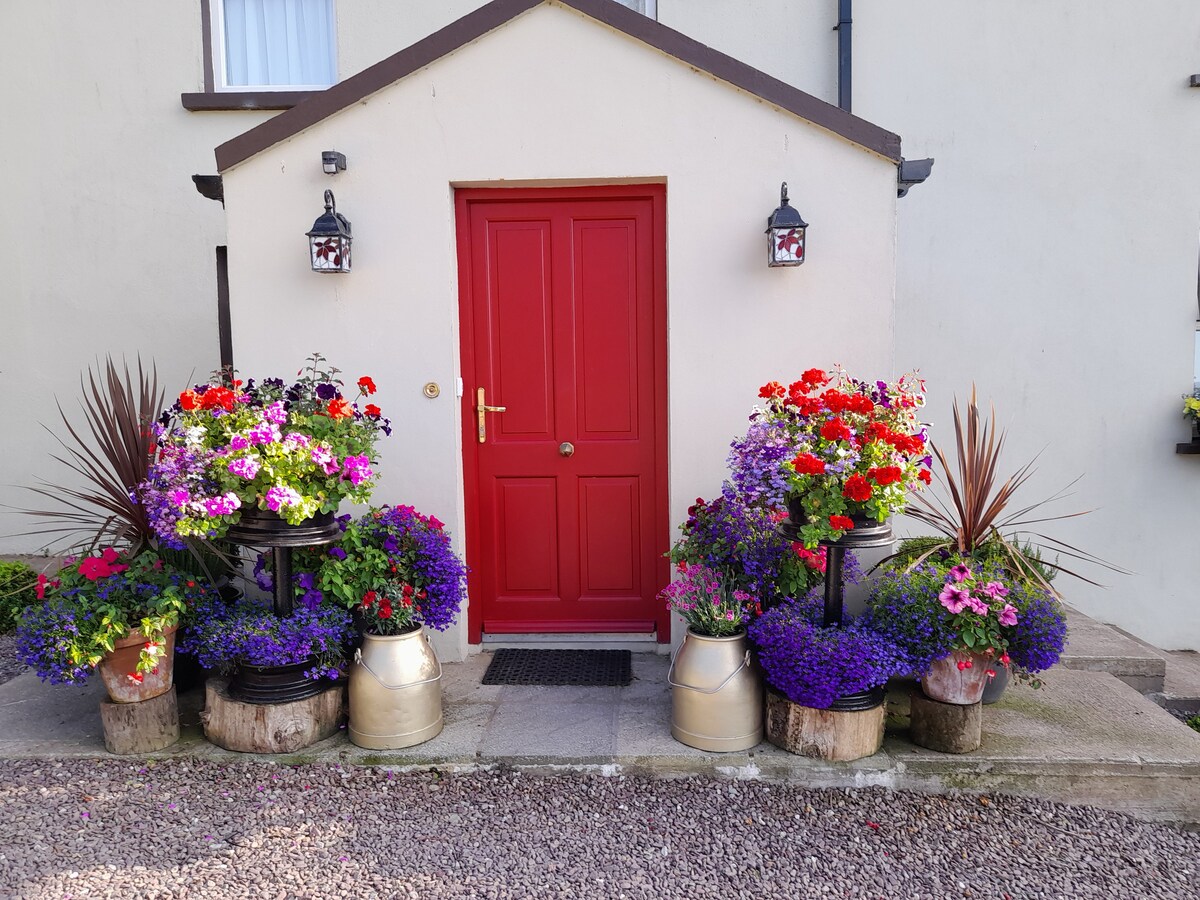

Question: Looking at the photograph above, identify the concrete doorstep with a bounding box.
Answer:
[1,652,1199,826]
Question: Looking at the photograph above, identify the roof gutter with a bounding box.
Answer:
[836,0,852,112]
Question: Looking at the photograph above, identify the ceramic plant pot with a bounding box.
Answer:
[348,626,444,750]
[922,651,991,705]
[97,625,178,704]
[668,629,763,752]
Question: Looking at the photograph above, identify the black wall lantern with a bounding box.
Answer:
[766,182,807,267]
[307,189,352,273]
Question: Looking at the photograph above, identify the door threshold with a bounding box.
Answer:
[481,632,664,652]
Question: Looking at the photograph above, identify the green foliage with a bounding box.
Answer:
[0,561,39,634]
[1186,715,1200,734]
[884,535,1057,587]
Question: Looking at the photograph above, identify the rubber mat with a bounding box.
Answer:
[481,648,633,686]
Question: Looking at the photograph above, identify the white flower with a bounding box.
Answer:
[185,426,206,446]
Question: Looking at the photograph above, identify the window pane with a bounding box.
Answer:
[223,0,335,88]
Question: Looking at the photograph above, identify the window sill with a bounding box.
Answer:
[181,90,314,111]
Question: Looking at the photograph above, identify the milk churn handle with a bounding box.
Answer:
[666,647,752,695]
[352,638,444,690]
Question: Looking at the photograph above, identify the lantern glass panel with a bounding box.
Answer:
[769,226,805,266]
[310,235,350,273]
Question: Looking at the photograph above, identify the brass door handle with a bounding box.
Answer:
[476,387,506,443]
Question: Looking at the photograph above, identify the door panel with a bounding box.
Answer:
[457,186,668,640]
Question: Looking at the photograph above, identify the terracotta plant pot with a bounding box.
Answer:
[97,625,178,704]
[921,651,991,705]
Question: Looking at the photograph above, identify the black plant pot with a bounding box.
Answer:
[229,658,325,705]
[777,499,893,549]
[828,685,887,712]
[226,508,342,548]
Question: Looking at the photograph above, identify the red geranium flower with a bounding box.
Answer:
[821,390,850,414]
[758,381,785,400]
[918,469,932,485]
[843,474,874,502]
[364,403,381,417]
[845,394,875,415]
[178,389,200,411]
[357,376,377,395]
[362,590,378,607]
[801,368,827,388]
[791,453,826,476]
[820,418,852,443]
[326,398,354,419]
[869,466,903,486]
[829,515,855,531]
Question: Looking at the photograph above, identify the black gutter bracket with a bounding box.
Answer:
[898,158,934,198]
[192,174,225,206]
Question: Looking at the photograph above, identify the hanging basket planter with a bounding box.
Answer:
[225,508,342,547]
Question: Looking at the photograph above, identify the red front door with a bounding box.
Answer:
[457,185,669,643]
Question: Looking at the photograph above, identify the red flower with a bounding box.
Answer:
[326,398,354,419]
[758,381,785,400]
[199,386,236,411]
[428,516,445,530]
[379,603,393,619]
[792,395,822,416]
[865,422,891,443]
[821,390,850,414]
[791,453,826,476]
[801,368,827,388]
[843,474,874,502]
[178,389,200,411]
[845,394,875,415]
[829,515,855,532]
[357,376,377,395]
[362,590,378,607]
[917,469,932,485]
[869,466,903,486]
[79,557,115,581]
[819,418,852,443]
[364,404,381,417]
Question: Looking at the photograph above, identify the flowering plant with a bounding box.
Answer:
[290,505,468,635]
[748,594,905,709]
[668,494,826,605]
[863,560,1067,687]
[1184,390,1200,424]
[15,549,206,685]
[737,366,929,548]
[178,593,352,682]
[141,354,391,543]
[658,564,753,637]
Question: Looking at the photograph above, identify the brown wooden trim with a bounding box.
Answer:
[201,0,215,92]
[215,0,900,171]
[182,90,315,111]
[216,246,233,371]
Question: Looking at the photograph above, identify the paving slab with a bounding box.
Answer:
[1059,607,1166,692]
[1,654,1199,824]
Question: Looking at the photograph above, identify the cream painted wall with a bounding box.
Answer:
[0,1,277,553]
[220,2,899,660]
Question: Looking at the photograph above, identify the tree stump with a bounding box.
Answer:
[764,691,886,762]
[99,685,180,755]
[909,688,982,753]
[201,678,344,753]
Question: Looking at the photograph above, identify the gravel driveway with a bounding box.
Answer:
[0,759,1195,899]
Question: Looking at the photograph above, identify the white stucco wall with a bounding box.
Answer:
[220,2,899,660]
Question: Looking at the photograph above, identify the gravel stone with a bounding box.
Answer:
[0,758,1195,898]
[0,634,25,686]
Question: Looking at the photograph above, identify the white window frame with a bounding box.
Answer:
[210,0,338,93]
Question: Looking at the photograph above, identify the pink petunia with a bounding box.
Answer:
[998,603,1019,627]
[938,583,970,615]
[982,581,1010,599]
[949,564,972,583]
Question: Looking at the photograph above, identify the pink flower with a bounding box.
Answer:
[227,456,261,480]
[311,446,339,475]
[982,581,1010,599]
[248,423,280,445]
[938,583,970,614]
[950,564,972,583]
[168,489,191,508]
[340,454,372,487]
[966,596,990,616]
[203,492,241,517]
[998,604,1019,627]
[228,434,251,451]
[284,433,311,450]
[265,485,301,511]
[263,401,288,425]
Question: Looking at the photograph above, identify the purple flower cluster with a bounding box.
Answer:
[725,417,797,508]
[367,506,467,631]
[15,601,97,685]
[137,442,217,549]
[859,564,952,677]
[1007,593,1068,673]
[178,593,351,680]
[749,597,906,709]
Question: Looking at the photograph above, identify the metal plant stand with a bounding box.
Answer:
[225,510,341,616]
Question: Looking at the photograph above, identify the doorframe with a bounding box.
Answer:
[454,183,670,644]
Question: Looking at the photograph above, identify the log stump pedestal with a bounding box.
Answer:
[99,686,180,755]
[909,688,982,754]
[765,691,886,762]
[200,678,344,754]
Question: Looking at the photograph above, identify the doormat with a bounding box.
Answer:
[481,649,632,686]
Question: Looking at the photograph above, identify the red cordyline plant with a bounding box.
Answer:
[899,387,1125,594]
